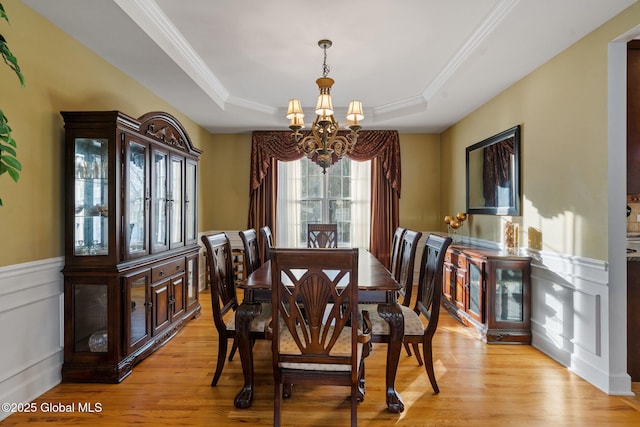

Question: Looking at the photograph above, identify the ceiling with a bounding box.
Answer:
[22,0,636,134]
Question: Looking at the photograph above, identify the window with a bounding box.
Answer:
[277,157,371,248]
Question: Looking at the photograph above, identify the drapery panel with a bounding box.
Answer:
[248,130,400,267]
[482,137,514,207]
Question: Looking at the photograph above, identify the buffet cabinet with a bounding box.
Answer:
[61,111,202,382]
[442,245,531,344]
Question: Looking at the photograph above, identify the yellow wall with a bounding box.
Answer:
[198,132,443,233]
[4,0,639,267]
[398,133,442,231]
[441,2,640,260]
[0,0,212,266]
[199,133,252,230]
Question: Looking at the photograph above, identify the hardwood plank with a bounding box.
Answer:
[3,290,640,426]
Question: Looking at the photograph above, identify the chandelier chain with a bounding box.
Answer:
[322,44,330,78]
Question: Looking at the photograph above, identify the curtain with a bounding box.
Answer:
[350,159,371,249]
[248,130,400,267]
[276,160,302,247]
[482,137,514,207]
[276,157,371,249]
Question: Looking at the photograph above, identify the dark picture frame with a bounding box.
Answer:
[466,125,521,215]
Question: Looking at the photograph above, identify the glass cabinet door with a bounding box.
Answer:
[467,260,484,322]
[495,267,524,322]
[127,140,148,257]
[73,283,108,353]
[186,254,198,309]
[74,138,109,256]
[152,149,168,253]
[170,156,184,247]
[126,270,150,353]
[185,160,197,244]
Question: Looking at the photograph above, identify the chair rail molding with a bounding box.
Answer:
[0,257,64,421]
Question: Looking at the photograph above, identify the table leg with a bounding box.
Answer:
[233,302,262,409]
[377,302,405,413]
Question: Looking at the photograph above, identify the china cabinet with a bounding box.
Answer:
[61,111,202,382]
[442,244,531,344]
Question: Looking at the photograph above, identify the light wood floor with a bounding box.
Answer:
[4,291,640,426]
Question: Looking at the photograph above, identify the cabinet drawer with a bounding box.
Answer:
[457,256,467,268]
[445,251,453,263]
[152,258,186,282]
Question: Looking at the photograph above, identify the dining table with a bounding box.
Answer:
[233,247,406,413]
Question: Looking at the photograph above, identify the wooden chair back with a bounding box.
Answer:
[389,226,407,281]
[416,234,453,343]
[270,247,365,427]
[201,232,237,332]
[397,229,423,306]
[239,229,261,275]
[202,231,272,387]
[409,233,452,393]
[307,223,338,248]
[259,225,275,262]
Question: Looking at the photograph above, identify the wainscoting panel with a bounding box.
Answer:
[418,233,617,394]
[528,250,612,393]
[0,257,64,421]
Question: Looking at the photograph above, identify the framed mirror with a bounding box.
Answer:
[466,125,521,215]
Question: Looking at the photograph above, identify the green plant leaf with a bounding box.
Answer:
[6,165,19,181]
[0,2,23,207]
[0,41,24,86]
[0,3,8,23]
[0,143,16,156]
[1,154,21,170]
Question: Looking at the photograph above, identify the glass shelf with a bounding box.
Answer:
[74,138,108,256]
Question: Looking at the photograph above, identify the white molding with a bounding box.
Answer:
[113,0,229,109]
[0,258,64,421]
[429,235,629,395]
[422,0,520,101]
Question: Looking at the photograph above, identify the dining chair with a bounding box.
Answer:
[389,226,407,281]
[259,225,275,262]
[307,223,338,248]
[360,234,452,393]
[359,229,421,360]
[239,229,262,275]
[201,232,272,386]
[269,248,371,427]
[396,229,423,307]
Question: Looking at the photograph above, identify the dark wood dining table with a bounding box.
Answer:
[233,248,406,413]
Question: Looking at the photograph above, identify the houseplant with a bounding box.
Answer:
[0,2,24,206]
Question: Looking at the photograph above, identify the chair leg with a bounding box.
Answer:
[403,341,412,356]
[351,384,358,427]
[274,382,282,427]
[228,337,238,361]
[412,342,424,366]
[211,337,228,386]
[423,340,439,394]
[357,358,366,402]
[283,383,293,398]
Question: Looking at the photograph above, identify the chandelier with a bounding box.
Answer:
[286,39,364,173]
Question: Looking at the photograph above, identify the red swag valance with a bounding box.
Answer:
[249,130,401,194]
[248,129,401,268]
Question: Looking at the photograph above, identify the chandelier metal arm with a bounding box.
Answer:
[286,39,363,174]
